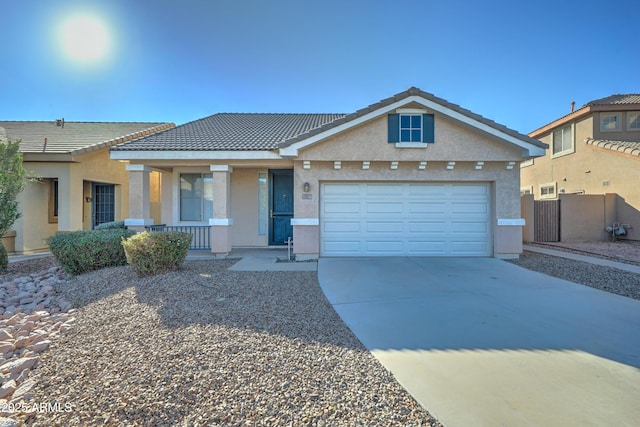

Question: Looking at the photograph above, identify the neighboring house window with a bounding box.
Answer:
[600,113,620,132]
[388,113,435,144]
[540,182,556,199]
[180,173,213,221]
[552,125,573,155]
[520,187,533,196]
[48,179,58,223]
[627,111,640,130]
[520,159,533,168]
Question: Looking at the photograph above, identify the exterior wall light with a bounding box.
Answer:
[303,182,310,192]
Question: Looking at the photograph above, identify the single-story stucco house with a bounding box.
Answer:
[110,87,547,259]
[0,120,174,254]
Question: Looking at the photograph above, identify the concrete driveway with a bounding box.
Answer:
[318,257,640,427]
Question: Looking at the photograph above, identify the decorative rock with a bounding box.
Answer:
[0,380,16,400]
[0,357,38,375]
[29,340,51,353]
[0,343,14,354]
[0,264,71,409]
[11,378,36,400]
[13,337,28,350]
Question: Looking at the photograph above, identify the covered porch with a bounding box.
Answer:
[123,160,313,258]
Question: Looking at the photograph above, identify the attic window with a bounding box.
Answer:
[388,111,435,146]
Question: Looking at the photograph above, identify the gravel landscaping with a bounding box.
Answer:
[3,259,441,426]
[2,241,638,426]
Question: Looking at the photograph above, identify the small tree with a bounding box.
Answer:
[0,139,33,272]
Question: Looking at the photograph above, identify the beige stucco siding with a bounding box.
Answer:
[230,168,269,247]
[298,115,524,162]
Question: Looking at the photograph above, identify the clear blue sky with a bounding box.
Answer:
[2,0,638,134]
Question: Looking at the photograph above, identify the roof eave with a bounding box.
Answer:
[110,150,283,161]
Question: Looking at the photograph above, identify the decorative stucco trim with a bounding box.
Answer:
[497,219,526,226]
[210,165,233,172]
[209,218,234,226]
[291,218,319,226]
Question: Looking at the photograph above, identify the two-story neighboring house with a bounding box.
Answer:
[521,94,640,242]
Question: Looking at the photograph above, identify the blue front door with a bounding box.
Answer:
[269,170,293,245]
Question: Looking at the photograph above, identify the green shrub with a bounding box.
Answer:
[0,241,7,274]
[122,231,191,277]
[47,229,135,275]
[94,220,127,230]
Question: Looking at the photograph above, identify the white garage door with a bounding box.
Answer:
[320,182,491,257]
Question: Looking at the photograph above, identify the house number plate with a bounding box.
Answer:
[302,194,312,200]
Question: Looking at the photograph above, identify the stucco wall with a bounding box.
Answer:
[230,168,269,247]
[15,149,129,253]
[299,115,524,162]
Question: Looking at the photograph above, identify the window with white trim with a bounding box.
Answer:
[552,124,573,155]
[600,113,621,132]
[627,111,640,130]
[520,186,533,196]
[400,114,423,142]
[520,159,533,168]
[540,182,556,199]
[180,173,213,221]
[387,111,435,145]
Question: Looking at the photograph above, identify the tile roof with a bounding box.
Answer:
[587,94,640,106]
[585,138,640,157]
[111,113,346,151]
[530,94,640,137]
[113,87,545,153]
[0,121,174,154]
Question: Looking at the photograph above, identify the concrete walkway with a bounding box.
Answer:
[318,257,640,427]
[524,244,640,274]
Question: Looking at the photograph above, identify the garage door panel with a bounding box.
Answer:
[366,221,404,233]
[323,201,361,214]
[452,202,488,214]
[366,202,404,214]
[408,202,448,214]
[366,241,404,254]
[452,221,489,233]
[408,185,448,197]
[323,184,361,196]
[323,221,361,233]
[322,240,362,254]
[366,184,403,196]
[321,182,491,257]
[452,184,489,196]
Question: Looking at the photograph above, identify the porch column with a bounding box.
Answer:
[210,165,233,256]
[124,164,154,231]
[57,168,84,231]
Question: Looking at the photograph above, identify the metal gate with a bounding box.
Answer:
[93,183,115,228]
[534,200,560,242]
